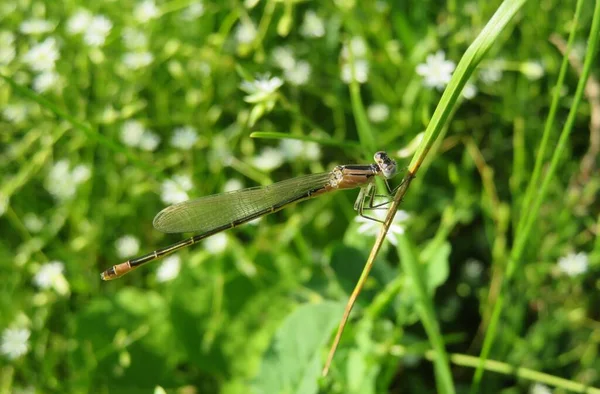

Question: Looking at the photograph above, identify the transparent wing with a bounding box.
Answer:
[153,172,333,233]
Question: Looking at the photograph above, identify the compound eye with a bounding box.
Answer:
[374,151,386,162]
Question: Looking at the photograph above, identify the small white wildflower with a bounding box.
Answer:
[134,0,160,23]
[67,10,92,35]
[32,70,61,93]
[240,74,283,104]
[279,140,321,161]
[520,61,544,80]
[122,51,154,69]
[72,164,91,183]
[122,28,148,50]
[0,31,16,65]
[23,213,44,233]
[203,233,228,254]
[479,64,503,85]
[304,142,321,161]
[2,103,27,123]
[170,126,198,150]
[341,59,369,84]
[83,15,112,47]
[252,147,284,171]
[355,210,410,246]
[462,82,477,100]
[416,50,456,90]
[2,103,28,123]
[115,235,140,258]
[367,103,390,123]
[1,328,30,360]
[300,10,325,38]
[342,36,368,59]
[156,255,181,282]
[235,22,257,44]
[22,37,60,72]
[34,261,69,295]
[272,46,296,70]
[223,178,244,192]
[20,19,55,35]
[139,131,161,151]
[530,383,553,394]
[121,120,146,147]
[0,192,8,216]
[557,252,588,277]
[464,259,483,280]
[161,174,193,205]
[284,60,311,86]
[44,160,90,201]
[279,139,304,160]
[181,1,205,20]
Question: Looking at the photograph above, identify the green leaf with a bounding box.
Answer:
[425,241,451,294]
[253,302,344,394]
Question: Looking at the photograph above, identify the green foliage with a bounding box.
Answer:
[0,0,599,393]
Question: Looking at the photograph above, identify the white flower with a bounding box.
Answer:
[67,10,92,35]
[20,19,55,35]
[342,36,368,59]
[2,103,27,123]
[355,209,410,246]
[235,22,257,44]
[284,60,311,86]
[463,259,483,280]
[182,1,205,20]
[300,10,325,38]
[32,70,61,93]
[341,59,369,84]
[121,120,146,147]
[72,164,91,183]
[416,50,456,90]
[520,61,544,80]
[1,328,30,360]
[279,140,321,161]
[0,31,16,65]
[34,261,69,295]
[139,131,161,151]
[115,235,140,258]
[223,179,244,192]
[203,233,228,254]
[83,15,112,47]
[22,37,60,72]
[272,46,296,70]
[156,255,181,282]
[170,126,198,150]
[557,252,588,277]
[240,75,283,104]
[252,147,284,171]
[134,0,160,23]
[122,51,154,69]
[161,174,193,205]
[367,103,389,123]
[530,383,553,394]
[122,28,148,50]
[480,64,503,85]
[0,192,8,217]
[44,160,91,201]
[23,213,44,233]
[462,82,477,100]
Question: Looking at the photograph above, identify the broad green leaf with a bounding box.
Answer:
[252,302,344,394]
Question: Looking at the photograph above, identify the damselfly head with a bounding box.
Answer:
[374,151,397,179]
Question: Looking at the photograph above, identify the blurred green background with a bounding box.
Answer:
[1,0,599,393]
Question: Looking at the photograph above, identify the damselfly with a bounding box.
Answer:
[100,151,398,280]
